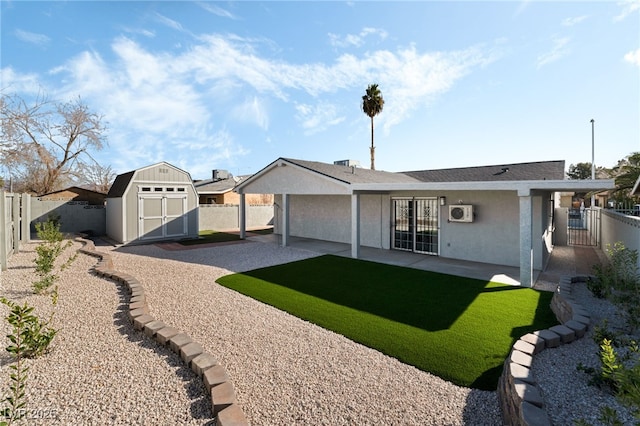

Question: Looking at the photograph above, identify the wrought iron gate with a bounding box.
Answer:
[567,207,600,246]
[392,198,439,255]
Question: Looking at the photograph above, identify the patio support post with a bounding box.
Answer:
[282,193,289,247]
[518,189,533,287]
[239,193,246,239]
[351,193,360,258]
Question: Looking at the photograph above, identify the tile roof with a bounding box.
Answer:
[402,160,566,182]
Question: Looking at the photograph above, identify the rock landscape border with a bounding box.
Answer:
[75,235,249,426]
[498,275,592,425]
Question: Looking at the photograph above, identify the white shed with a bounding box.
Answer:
[106,162,199,244]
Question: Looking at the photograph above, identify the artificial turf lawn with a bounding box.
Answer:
[215,254,557,390]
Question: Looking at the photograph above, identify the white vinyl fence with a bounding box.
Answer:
[0,191,30,271]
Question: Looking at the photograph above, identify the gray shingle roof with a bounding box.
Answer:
[402,160,566,182]
[283,158,422,184]
[193,178,237,194]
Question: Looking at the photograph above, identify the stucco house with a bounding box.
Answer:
[235,158,615,287]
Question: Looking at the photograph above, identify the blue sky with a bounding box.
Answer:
[1,1,639,180]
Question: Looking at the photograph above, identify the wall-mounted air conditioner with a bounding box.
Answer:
[449,205,474,223]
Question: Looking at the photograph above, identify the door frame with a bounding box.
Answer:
[138,192,188,241]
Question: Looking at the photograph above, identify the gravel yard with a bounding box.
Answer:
[2,238,635,425]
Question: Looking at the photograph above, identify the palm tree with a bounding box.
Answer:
[362,84,384,170]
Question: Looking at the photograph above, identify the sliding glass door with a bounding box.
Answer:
[392,197,439,255]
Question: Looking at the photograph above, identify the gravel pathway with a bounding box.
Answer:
[0,241,211,425]
[1,239,502,425]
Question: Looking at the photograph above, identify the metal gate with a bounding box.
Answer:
[392,197,439,255]
[567,207,600,246]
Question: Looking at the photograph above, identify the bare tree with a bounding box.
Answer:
[78,163,117,194]
[1,93,107,195]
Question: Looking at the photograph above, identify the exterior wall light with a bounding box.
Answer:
[440,196,446,206]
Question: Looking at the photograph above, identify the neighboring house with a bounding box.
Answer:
[235,158,615,287]
[106,162,199,244]
[194,169,273,205]
[38,186,107,205]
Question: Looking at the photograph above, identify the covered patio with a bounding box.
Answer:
[245,233,604,289]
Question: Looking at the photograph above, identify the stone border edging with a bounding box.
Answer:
[74,236,249,426]
[498,275,593,426]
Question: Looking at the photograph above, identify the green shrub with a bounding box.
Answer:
[32,218,73,295]
[0,297,58,425]
[591,242,640,332]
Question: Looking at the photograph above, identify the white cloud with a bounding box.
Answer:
[328,27,388,48]
[295,102,346,134]
[153,12,186,32]
[562,15,588,26]
[12,32,496,173]
[614,0,640,22]
[198,2,237,19]
[0,67,42,94]
[513,0,532,18]
[121,27,155,38]
[624,48,640,67]
[15,29,50,46]
[231,97,269,130]
[536,37,570,69]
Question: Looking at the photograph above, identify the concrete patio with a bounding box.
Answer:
[246,233,605,288]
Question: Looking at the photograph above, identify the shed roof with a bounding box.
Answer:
[106,162,191,198]
[106,171,135,198]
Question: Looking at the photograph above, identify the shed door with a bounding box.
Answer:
[138,194,188,241]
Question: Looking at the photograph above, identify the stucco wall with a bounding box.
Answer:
[31,199,106,236]
[199,204,274,231]
[275,194,390,249]
[287,195,351,243]
[435,190,521,267]
[601,209,640,270]
[241,163,349,195]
